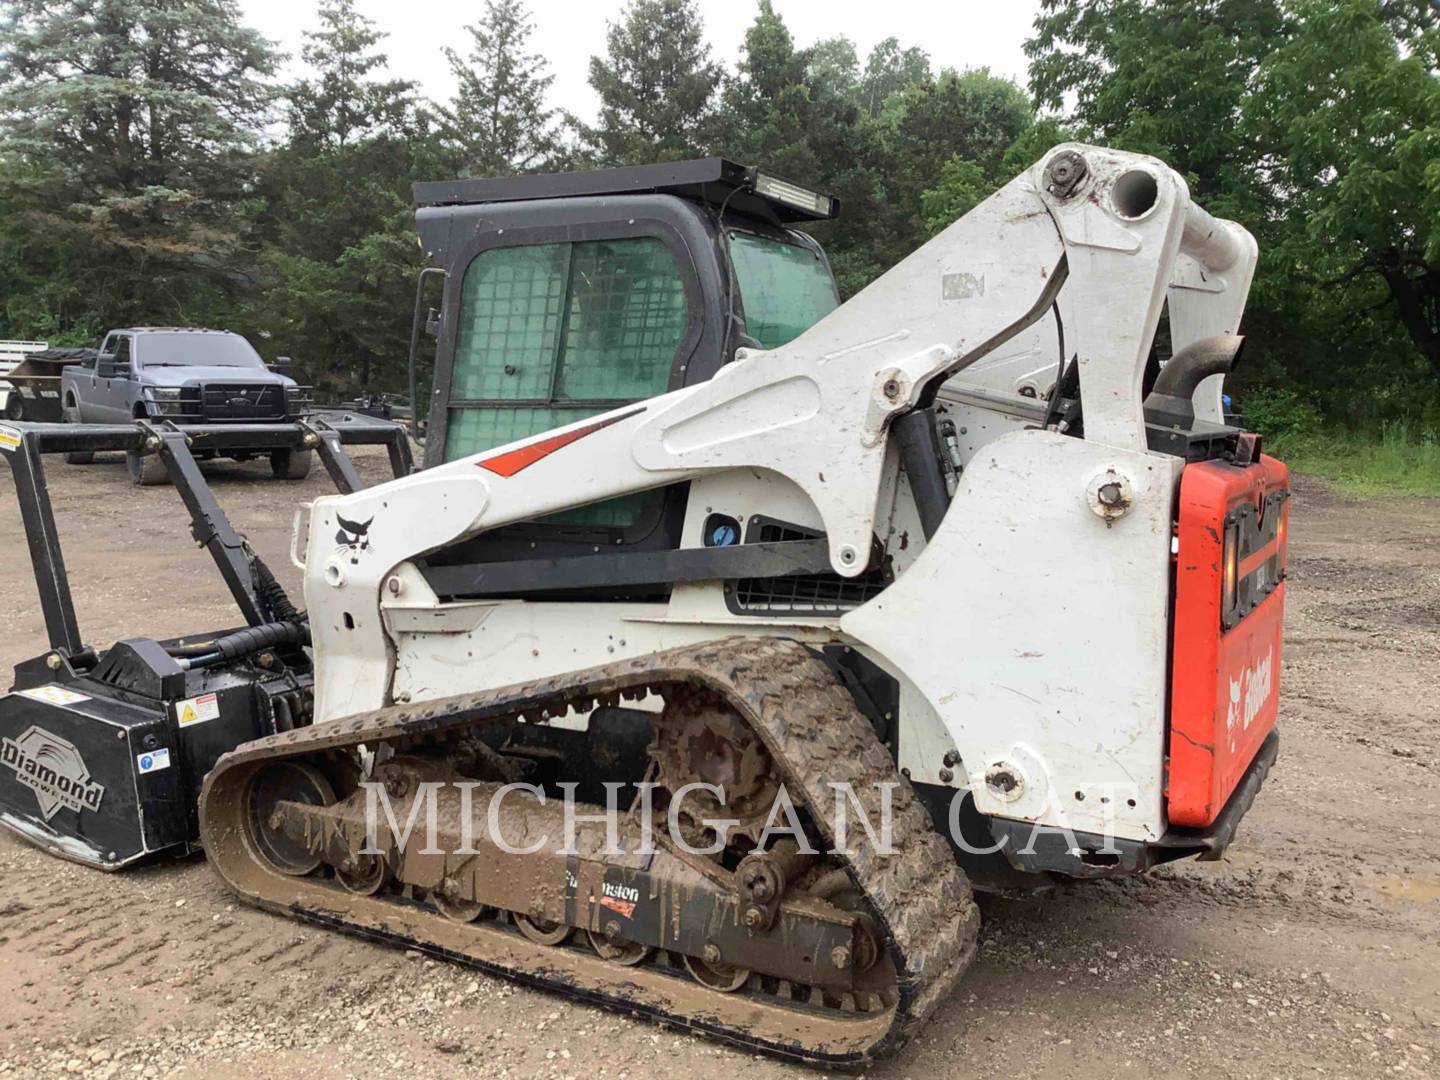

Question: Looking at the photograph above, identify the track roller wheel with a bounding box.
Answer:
[244,762,335,876]
[433,888,493,924]
[587,928,650,967]
[683,953,750,992]
[335,853,390,896]
[514,914,571,946]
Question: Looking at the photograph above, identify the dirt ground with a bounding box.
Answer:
[0,449,1435,1079]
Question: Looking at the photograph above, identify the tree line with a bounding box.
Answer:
[0,0,1434,424]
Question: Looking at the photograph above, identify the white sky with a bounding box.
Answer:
[236,0,1044,123]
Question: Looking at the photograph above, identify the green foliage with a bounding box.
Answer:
[441,0,559,175]
[1027,0,1440,424]
[1245,0,1440,383]
[711,5,1036,294]
[860,38,931,118]
[1263,421,1440,497]
[289,0,414,149]
[878,68,1032,257]
[920,158,990,236]
[244,0,435,394]
[1029,0,1283,204]
[0,0,278,333]
[1236,386,1325,439]
[585,0,722,164]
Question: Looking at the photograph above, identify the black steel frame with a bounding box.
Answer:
[2,414,413,656]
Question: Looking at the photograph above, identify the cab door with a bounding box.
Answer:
[441,237,686,526]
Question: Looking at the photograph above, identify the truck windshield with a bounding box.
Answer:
[728,231,840,350]
[137,333,264,369]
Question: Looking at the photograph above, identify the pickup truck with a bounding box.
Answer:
[61,327,314,484]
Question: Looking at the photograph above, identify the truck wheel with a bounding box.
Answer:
[126,449,169,486]
[270,448,313,480]
[62,405,94,465]
[3,393,23,421]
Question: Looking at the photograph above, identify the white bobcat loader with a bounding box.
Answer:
[0,145,1288,1065]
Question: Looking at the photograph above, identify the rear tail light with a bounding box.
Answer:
[1276,501,1289,573]
[1222,519,1240,617]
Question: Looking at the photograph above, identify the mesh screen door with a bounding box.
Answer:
[445,237,688,529]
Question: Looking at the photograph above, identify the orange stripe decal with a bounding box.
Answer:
[474,408,643,477]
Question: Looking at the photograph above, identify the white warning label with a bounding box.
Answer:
[0,425,20,452]
[17,685,91,706]
[176,692,220,727]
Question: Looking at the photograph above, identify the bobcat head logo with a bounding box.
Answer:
[334,514,373,564]
[1225,678,1243,739]
[1224,647,1274,751]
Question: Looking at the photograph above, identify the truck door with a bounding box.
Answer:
[94,334,134,421]
[84,334,113,421]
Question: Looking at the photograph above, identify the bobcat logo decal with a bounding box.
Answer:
[1224,646,1274,751]
[334,514,373,564]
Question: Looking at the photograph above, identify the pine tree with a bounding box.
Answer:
[716,0,808,163]
[585,0,722,164]
[289,0,415,150]
[246,0,437,395]
[0,0,279,332]
[442,0,558,176]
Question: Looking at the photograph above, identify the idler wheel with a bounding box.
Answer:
[432,877,493,923]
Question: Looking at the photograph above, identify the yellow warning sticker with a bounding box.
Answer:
[176,691,220,726]
[0,426,20,452]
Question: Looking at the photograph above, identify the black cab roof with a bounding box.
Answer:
[412,158,839,225]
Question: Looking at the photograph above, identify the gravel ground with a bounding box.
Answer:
[0,451,1435,1079]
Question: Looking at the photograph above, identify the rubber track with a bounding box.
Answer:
[199,637,979,1065]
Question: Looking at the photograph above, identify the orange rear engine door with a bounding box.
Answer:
[1167,455,1290,828]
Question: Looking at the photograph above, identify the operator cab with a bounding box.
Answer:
[411,159,841,573]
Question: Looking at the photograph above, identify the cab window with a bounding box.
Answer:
[728,231,839,349]
[445,236,689,528]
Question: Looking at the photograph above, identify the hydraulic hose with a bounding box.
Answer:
[252,554,303,624]
[179,621,310,671]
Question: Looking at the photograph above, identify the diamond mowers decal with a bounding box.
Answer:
[1,726,105,820]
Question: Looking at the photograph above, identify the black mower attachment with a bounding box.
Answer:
[0,414,412,869]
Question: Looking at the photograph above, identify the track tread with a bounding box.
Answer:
[200,636,979,1065]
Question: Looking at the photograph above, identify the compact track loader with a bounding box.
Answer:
[0,145,1289,1065]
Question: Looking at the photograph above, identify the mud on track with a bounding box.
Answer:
[0,454,1435,1079]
